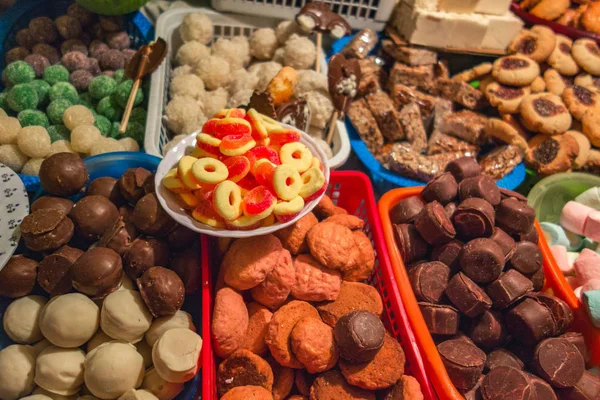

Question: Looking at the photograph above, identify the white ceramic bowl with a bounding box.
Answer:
[155,123,330,238]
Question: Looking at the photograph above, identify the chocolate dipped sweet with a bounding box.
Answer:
[556,371,600,400]
[480,366,535,400]
[500,188,528,203]
[445,202,458,219]
[277,98,310,132]
[458,175,501,206]
[20,208,74,252]
[393,223,428,263]
[328,53,360,116]
[453,198,495,240]
[532,293,573,336]
[526,265,545,291]
[495,198,536,235]
[505,297,556,345]
[489,227,517,262]
[419,303,459,335]
[296,2,351,38]
[123,236,170,280]
[560,332,589,363]
[438,339,485,391]
[431,239,463,271]
[137,266,185,317]
[531,337,585,388]
[446,272,492,318]
[421,173,458,205]
[86,177,125,206]
[0,255,38,298]
[71,247,123,299]
[445,157,482,183]
[389,196,425,224]
[408,261,450,303]
[486,269,533,309]
[460,238,505,284]
[31,196,74,215]
[132,193,176,236]
[69,195,119,241]
[414,201,456,246]
[509,241,543,275]
[118,167,153,205]
[97,216,137,256]
[519,226,539,243]
[248,90,277,119]
[169,248,201,295]
[484,349,524,372]
[37,245,83,295]
[39,152,89,196]
[166,224,198,252]
[334,310,385,364]
[527,373,558,400]
[468,310,509,351]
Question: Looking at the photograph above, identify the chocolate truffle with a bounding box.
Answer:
[519,226,539,244]
[166,224,198,252]
[509,241,543,275]
[97,216,137,256]
[445,157,481,183]
[31,196,74,215]
[438,339,485,390]
[389,196,425,224]
[169,249,201,295]
[419,303,460,335]
[0,255,38,298]
[132,193,176,236]
[334,310,385,364]
[480,366,535,400]
[453,198,495,240]
[422,173,458,205]
[484,349,524,372]
[20,208,74,252]
[137,266,185,317]
[39,153,89,196]
[55,16,82,40]
[555,371,600,400]
[393,223,428,264]
[431,239,463,271]
[71,247,123,299]
[495,198,536,235]
[69,195,119,241]
[532,293,573,336]
[86,177,125,206]
[560,332,589,363]
[37,245,83,295]
[486,269,533,309]
[119,168,153,205]
[123,237,170,280]
[446,272,492,317]
[414,201,456,246]
[532,337,585,388]
[29,16,58,44]
[460,238,505,284]
[459,175,501,206]
[467,310,508,351]
[505,297,556,345]
[408,261,450,303]
[489,227,517,262]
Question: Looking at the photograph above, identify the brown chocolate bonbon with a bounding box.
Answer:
[509,241,543,275]
[31,196,74,215]
[560,332,589,363]
[480,366,535,400]
[533,293,573,336]
[393,223,428,263]
[421,172,458,205]
[458,175,501,206]
[123,236,170,280]
[69,195,119,241]
[37,245,82,295]
[445,157,481,183]
[414,201,456,246]
[489,227,517,262]
[334,310,385,364]
[86,176,125,206]
[505,297,556,345]
[97,216,137,256]
[460,238,505,284]
[137,266,185,317]
[484,349,524,372]
[495,198,536,235]
[71,247,123,299]
[555,371,600,400]
[20,208,74,252]
[389,196,425,224]
[419,303,460,335]
[39,153,88,196]
[438,339,485,391]
[453,198,495,240]
[486,269,533,309]
[445,272,492,317]
[118,167,153,205]
[527,373,558,400]
[431,239,463,271]
[408,261,451,303]
[532,337,585,388]
[468,310,508,351]
[0,255,38,298]
[132,193,176,236]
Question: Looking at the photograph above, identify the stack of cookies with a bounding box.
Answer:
[211,195,423,400]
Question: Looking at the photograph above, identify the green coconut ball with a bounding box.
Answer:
[89,75,117,100]
[94,114,112,137]
[49,82,79,104]
[43,65,70,86]
[17,109,49,128]
[129,107,147,125]
[47,125,71,143]
[125,121,144,143]
[8,84,39,112]
[114,69,125,84]
[115,80,144,108]
[5,61,36,85]
[96,96,123,122]
[78,92,94,108]
[0,91,10,113]
[110,121,121,139]
[29,80,51,106]
[47,99,74,125]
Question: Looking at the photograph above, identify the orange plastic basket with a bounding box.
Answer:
[378,187,600,400]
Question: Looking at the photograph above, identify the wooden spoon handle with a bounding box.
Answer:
[119,78,141,135]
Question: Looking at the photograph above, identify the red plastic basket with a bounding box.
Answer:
[200,171,436,400]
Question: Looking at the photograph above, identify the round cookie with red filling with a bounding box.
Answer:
[548,34,580,76]
[485,82,531,114]
[508,26,556,63]
[519,93,572,135]
[572,38,600,75]
[562,85,600,120]
[492,55,540,87]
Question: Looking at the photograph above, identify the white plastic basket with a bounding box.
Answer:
[210,0,395,31]
[146,7,351,169]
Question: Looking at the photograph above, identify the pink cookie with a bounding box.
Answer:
[574,249,600,285]
[551,245,572,275]
[582,279,600,294]
[584,211,600,242]
[565,275,579,289]
[561,201,594,235]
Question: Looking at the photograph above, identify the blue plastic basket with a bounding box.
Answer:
[2,152,202,400]
[329,35,526,194]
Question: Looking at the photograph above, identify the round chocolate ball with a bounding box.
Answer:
[97,217,137,256]
[16,28,37,50]
[67,3,96,28]
[39,153,89,196]
[89,40,109,59]
[37,245,83,295]
[0,255,38,298]
[61,39,88,56]
[166,224,198,252]
[20,208,74,252]
[69,195,119,241]
[123,237,170,280]
[29,16,58,44]
[31,196,74,215]
[334,310,385,364]
[61,51,88,72]
[169,249,201,295]
[137,266,185,317]
[71,247,123,299]
[98,49,124,70]
[132,193,176,236]
[24,54,50,78]
[32,43,60,65]
[118,167,153,205]
[55,15,82,40]
[86,177,125,206]
[106,32,130,50]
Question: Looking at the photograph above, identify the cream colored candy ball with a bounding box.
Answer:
[136,340,153,369]
[21,157,45,176]
[48,140,76,156]
[118,389,158,400]
[0,116,21,144]
[120,137,140,152]
[84,341,144,399]
[89,137,124,156]
[87,330,113,353]
[33,339,52,355]
[3,295,47,344]
[70,125,102,154]
[17,126,51,158]
[152,328,202,383]
[32,386,78,400]
[77,396,100,400]
[0,143,29,172]
[140,368,183,400]
[35,346,85,396]
[21,395,53,400]
[0,107,7,117]
[0,344,37,400]
[101,290,153,343]
[145,310,196,347]
[63,105,95,131]
[39,293,100,348]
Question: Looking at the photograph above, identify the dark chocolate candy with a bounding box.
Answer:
[169,248,201,295]
[37,245,83,295]
[97,216,137,256]
[506,341,535,366]
[408,261,451,303]
[509,241,543,275]
[86,176,125,206]
[39,153,89,196]
[532,337,585,388]
[486,269,533,309]
[446,272,492,317]
[393,223,428,264]
[414,201,456,246]
[248,90,277,119]
[560,332,589,363]
[461,375,484,400]
[71,247,123,299]
[460,238,505,284]
[533,293,573,336]
[422,172,458,205]
[481,366,536,400]
[389,196,425,224]
[31,196,74,215]
[458,175,501,206]
[505,297,556,345]
[484,349,524,372]
[453,198,495,240]
[0,255,38,298]
[445,202,458,219]
[328,54,361,114]
[468,310,508,351]
[166,224,198,252]
[519,226,539,244]
[526,266,545,291]
[118,167,153,205]
[526,373,558,400]
[69,195,119,241]
[132,193,176,236]
[419,302,460,335]
[555,371,600,400]
[296,2,351,36]
[499,188,528,203]
[20,209,74,252]
[432,239,463,271]
[276,98,310,132]
[123,236,170,280]
[445,157,482,183]
[490,227,517,262]
[495,198,536,235]
[438,339,486,390]
[334,310,385,364]
[137,266,185,317]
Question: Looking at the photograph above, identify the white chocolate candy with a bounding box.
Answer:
[101,290,153,343]
[63,105,95,131]
[21,395,53,400]
[118,389,159,400]
[32,386,77,400]
[87,330,113,353]
[151,328,202,383]
[145,311,196,348]
[3,295,47,344]
[0,345,37,400]
[136,340,154,369]
[35,346,85,396]
[141,368,183,400]
[32,339,52,355]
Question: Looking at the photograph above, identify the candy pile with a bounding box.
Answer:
[162,108,327,231]
[391,157,600,398]
[212,197,424,399]
[0,152,204,400]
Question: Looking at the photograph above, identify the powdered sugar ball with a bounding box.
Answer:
[276,20,306,44]
[304,90,333,129]
[195,55,230,90]
[225,68,259,96]
[249,61,283,92]
[172,65,193,78]
[175,41,210,68]
[63,105,94,130]
[71,124,102,153]
[232,36,251,67]
[201,87,228,119]
[250,28,278,60]
[48,140,76,156]
[272,47,285,64]
[21,158,44,176]
[17,126,51,158]
[284,34,316,70]
[179,13,213,44]
[119,137,140,152]
[0,144,29,172]
[314,138,333,159]
[296,70,327,96]
[212,38,245,71]
[90,137,123,155]
[165,96,204,135]
[169,74,205,100]
[227,89,254,108]
[0,117,21,144]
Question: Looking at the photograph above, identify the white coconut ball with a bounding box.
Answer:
[296,69,328,96]
[201,87,228,119]
[20,158,45,176]
[0,144,29,172]
[89,138,124,156]
[227,89,254,108]
[0,116,21,144]
[225,68,259,96]
[169,74,205,100]
[63,105,95,131]
[276,20,306,44]
[120,137,140,152]
[171,65,193,78]
[212,38,245,71]
[0,345,37,400]
[195,55,230,90]
[249,61,283,92]
[164,96,204,135]
[179,13,213,44]
[250,28,278,60]
[272,47,285,64]
[304,90,334,129]
[232,36,251,67]
[48,140,76,156]
[17,126,51,158]
[284,34,316,70]
[3,296,47,344]
[175,41,210,68]
[71,125,102,154]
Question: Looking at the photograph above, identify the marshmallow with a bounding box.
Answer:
[568,252,580,269]
[574,249,600,285]
[582,289,600,328]
[575,286,583,300]
[550,245,573,275]
[584,211,600,242]
[561,201,594,235]
[540,222,570,247]
[565,275,579,289]
[575,187,600,211]
[582,279,600,294]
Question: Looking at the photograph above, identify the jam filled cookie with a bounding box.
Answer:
[547,34,580,76]
[572,38,600,76]
[519,93,572,135]
[582,108,600,147]
[544,69,574,96]
[564,130,591,169]
[562,85,600,120]
[485,82,531,114]
[575,73,600,93]
[526,134,578,176]
[508,26,556,63]
[492,55,540,87]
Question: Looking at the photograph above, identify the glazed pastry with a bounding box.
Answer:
[562,85,600,120]
[508,26,556,63]
[492,55,540,87]
[547,34,580,76]
[452,62,493,82]
[519,93,572,135]
[485,82,530,114]
[572,38,600,75]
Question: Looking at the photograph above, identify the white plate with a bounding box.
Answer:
[0,164,29,271]
[155,123,330,238]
